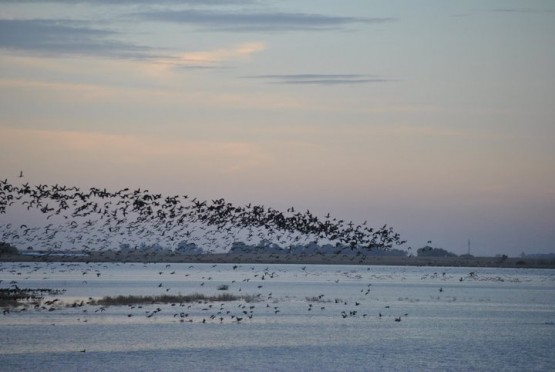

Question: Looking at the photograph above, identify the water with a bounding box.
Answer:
[1,262,554,371]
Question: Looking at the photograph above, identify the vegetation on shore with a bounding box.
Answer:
[0,287,64,309]
[90,293,260,307]
[0,288,35,308]
[0,242,19,256]
[2,250,554,268]
[1,240,554,269]
[1,287,259,310]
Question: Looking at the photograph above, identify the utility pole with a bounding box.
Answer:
[467,240,471,256]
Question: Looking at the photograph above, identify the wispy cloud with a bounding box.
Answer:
[491,8,554,14]
[0,19,149,58]
[168,42,266,68]
[134,9,394,32]
[245,74,394,85]
[0,18,266,69]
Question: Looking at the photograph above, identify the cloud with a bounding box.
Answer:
[169,42,266,67]
[245,74,394,85]
[0,18,265,69]
[0,19,149,58]
[491,8,554,14]
[134,9,394,32]
[0,69,307,113]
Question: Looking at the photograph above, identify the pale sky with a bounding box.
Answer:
[1,0,554,256]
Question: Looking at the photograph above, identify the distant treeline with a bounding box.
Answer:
[227,240,409,257]
[0,242,18,256]
[521,252,555,259]
[6,240,465,258]
[416,246,457,258]
[120,239,409,257]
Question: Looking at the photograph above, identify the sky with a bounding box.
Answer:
[0,0,554,257]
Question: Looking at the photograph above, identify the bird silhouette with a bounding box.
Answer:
[0,179,405,256]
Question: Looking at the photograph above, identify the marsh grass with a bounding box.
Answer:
[91,293,260,306]
[0,288,62,308]
[305,296,331,303]
[0,289,32,308]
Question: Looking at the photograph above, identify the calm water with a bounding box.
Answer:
[1,262,554,371]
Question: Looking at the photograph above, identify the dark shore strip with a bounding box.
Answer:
[2,253,554,269]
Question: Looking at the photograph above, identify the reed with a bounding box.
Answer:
[90,292,258,306]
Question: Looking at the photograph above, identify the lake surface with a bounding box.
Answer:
[1,262,554,371]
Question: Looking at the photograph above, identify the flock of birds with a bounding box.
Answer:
[2,261,419,326]
[0,177,412,352]
[0,178,405,254]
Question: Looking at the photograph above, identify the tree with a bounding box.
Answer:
[0,242,19,256]
[176,241,203,255]
[417,246,457,258]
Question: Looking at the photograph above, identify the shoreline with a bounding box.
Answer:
[2,252,554,269]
